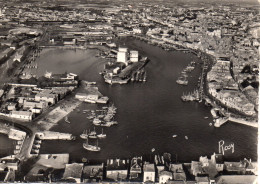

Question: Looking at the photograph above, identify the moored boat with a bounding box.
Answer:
[80,129,89,139]
[64,116,70,124]
[97,128,106,138]
[83,138,101,151]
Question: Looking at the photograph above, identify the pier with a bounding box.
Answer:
[214,116,258,128]
[39,45,86,50]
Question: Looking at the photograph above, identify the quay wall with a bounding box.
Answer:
[132,34,258,126]
[39,45,86,50]
[229,117,258,128]
[39,131,74,140]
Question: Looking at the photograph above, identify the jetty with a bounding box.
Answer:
[214,116,258,128]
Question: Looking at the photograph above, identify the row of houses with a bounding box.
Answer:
[206,59,256,116]
[19,152,257,183]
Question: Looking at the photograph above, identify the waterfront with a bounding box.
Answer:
[0,37,257,163]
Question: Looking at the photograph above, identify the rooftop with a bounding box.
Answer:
[106,159,128,171]
[63,163,83,179]
[82,164,103,179]
[143,162,155,172]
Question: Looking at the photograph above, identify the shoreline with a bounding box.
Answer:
[130,35,258,127]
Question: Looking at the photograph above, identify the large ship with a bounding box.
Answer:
[83,138,101,152]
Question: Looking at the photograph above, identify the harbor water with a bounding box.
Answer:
[0,37,257,163]
[0,134,15,158]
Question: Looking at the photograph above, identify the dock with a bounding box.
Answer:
[37,131,75,140]
[214,116,258,128]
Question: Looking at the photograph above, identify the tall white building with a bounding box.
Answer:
[117,47,128,65]
[143,162,155,183]
[130,50,139,62]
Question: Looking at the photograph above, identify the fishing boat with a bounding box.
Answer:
[143,71,147,82]
[93,118,102,126]
[85,98,97,104]
[88,134,98,139]
[107,121,118,125]
[139,70,144,82]
[88,127,97,138]
[64,116,70,124]
[176,76,188,85]
[172,135,177,138]
[83,138,101,152]
[87,116,94,119]
[100,122,113,127]
[131,73,136,81]
[96,96,109,104]
[97,129,106,138]
[135,71,140,81]
[80,130,89,139]
[89,127,97,136]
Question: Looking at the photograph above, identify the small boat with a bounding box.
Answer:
[80,130,88,139]
[82,157,88,162]
[93,118,102,126]
[204,116,209,119]
[88,127,97,136]
[172,135,177,138]
[97,129,106,138]
[185,136,188,140]
[96,96,109,104]
[85,98,96,103]
[88,134,98,139]
[209,123,213,126]
[100,122,113,127]
[151,148,155,152]
[64,116,70,124]
[143,71,147,82]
